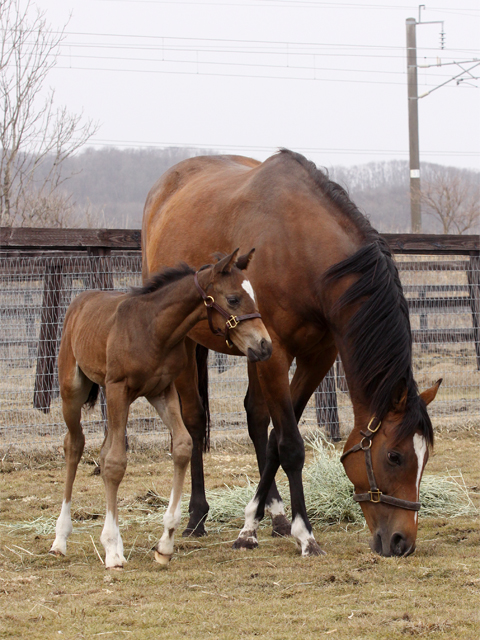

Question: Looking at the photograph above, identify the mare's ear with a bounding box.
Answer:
[420,379,442,406]
[236,248,255,271]
[213,248,239,275]
[392,381,408,413]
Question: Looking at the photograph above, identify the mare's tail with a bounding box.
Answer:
[196,344,211,452]
[84,383,100,410]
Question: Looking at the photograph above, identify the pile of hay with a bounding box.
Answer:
[203,432,477,528]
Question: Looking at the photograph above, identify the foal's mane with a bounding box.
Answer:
[280,149,433,446]
[130,263,195,297]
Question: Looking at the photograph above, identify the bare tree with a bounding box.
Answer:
[0,0,98,227]
[421,166,480,235]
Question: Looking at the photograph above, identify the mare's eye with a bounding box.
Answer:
[227,296,240,307]
[387,451,403,466]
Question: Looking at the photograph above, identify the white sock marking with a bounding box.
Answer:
[236,497,260,544]
[291,514,316,556]
[50,500,72,555]
[242,279,256,302]
[265,498,285,517]
[413,433,427,525]
[101,510,126,568]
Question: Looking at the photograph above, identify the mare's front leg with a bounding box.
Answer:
[244,360,291,538]
[99,383,129,569]
[148,383,193,565]
[234,349,325,557]
[175,339,210,537]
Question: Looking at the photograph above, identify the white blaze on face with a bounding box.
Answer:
[242,279,256,302]
[413,433,427,524]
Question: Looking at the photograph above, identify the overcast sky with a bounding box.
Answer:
[35,0,480,170]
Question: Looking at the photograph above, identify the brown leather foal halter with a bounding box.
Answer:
[194,271,262,348]
[340,416,421,512]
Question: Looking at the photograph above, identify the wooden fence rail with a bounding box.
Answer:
[2,228,480,440]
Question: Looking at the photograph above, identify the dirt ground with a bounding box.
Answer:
[0,428,479,640]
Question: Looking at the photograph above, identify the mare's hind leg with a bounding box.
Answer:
[244,361,291,538]
[148,383,193,564]
[50,365,89,556]
[99,383,129,569]
[175,339,209,537]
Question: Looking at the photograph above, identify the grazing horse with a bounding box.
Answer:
[50,250,271,568]
[142,149,441,557]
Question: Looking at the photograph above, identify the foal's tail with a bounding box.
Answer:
[196,344,211,452]
[84,383,100,410]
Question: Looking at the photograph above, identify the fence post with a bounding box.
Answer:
[315,365,340,441]
[33,260,63,412]
[467,254,480,371]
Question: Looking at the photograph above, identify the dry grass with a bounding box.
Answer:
[1,429,480,639]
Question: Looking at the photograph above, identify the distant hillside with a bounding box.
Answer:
[31,148,480,233]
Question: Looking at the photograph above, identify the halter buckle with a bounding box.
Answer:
[226,315,239,330]
[369,490,382,503]
[204,295,215,308]
[367,416,381,433]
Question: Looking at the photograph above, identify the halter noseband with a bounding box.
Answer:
[194,271,262,348]
[340,416,421,512]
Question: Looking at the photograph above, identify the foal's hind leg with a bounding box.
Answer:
[245,361,291,538]
[50,365,90,556]
[148,384,193,565]
[99,383,129,569]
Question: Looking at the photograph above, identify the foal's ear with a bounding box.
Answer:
[236,248,255,271]
[214,248,240,275]
[420,379,442,406]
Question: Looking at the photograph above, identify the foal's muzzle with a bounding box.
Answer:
[371,530,415,557]
[247,338,272,362]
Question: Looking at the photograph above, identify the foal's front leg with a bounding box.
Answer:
[99,383,129,569]
[148,383,193,565]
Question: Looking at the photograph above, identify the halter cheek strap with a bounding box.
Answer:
[340,416,421,512]
[194,271,262,348]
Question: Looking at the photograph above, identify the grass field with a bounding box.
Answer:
[1,426,479,640]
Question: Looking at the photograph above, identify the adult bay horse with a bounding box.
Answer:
[50,250,271,568]
[142,149,441,557]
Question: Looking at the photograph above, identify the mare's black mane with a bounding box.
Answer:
[280,149,433,446]
[130,263,195,297]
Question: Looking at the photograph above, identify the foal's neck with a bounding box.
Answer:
[148,274,205,345]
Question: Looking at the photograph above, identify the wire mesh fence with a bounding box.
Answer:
[1,251,479,448]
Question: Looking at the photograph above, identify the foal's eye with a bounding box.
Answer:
[387,451,403,466]
[227,296,240,307]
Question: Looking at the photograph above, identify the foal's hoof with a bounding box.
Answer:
[48,548,65,557]
[154,551,172,566]
[302,540,326,557]
[271,514,291,538]
[232,533,258,550]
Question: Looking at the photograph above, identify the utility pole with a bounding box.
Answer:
[406,17,421,232]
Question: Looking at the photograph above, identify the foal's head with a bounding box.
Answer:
[342,380,441,557]
[200,248,272,362]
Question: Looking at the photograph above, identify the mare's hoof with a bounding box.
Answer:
[271,514,291,538]
[303,539,326,557]
[107,565,124,571]
[154,551,172,566]
[232,533,258,550]
[48,548,64,557]
[182,523,207,537]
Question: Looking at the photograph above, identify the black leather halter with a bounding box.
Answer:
[194,271,262,348]
[340,416,421,512]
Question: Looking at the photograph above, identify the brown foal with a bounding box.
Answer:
[50,249,271,568]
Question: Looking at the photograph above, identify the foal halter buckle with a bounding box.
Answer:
[194,271,262,348]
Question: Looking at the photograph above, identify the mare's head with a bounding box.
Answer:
[342,380,441,557]
[324,239,442,556]
[201,248,272,362]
